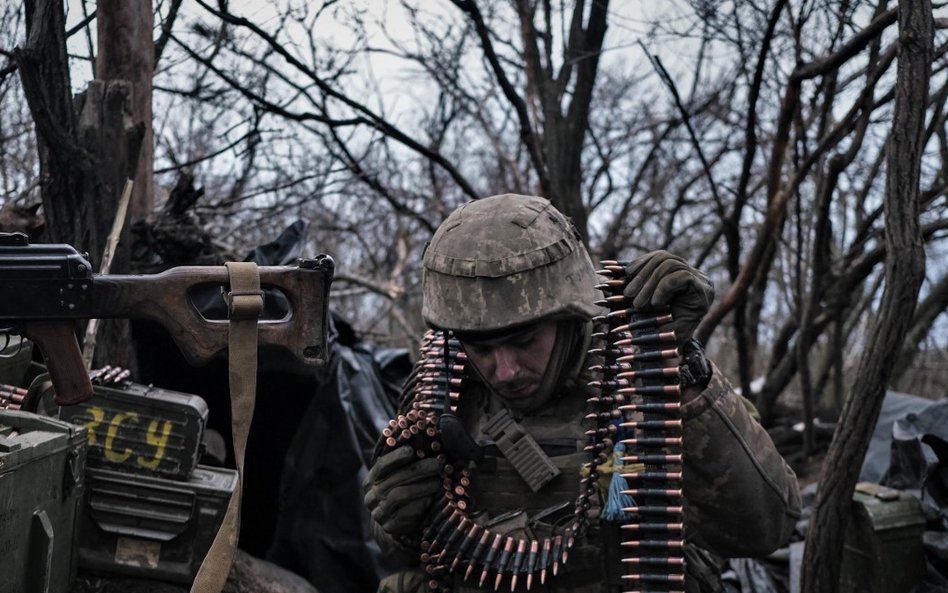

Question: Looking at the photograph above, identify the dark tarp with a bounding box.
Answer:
[859,390,943,486]
[266,313,411,593]
[229,220,413,592]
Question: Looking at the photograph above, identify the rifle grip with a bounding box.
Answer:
[23,322,93,405]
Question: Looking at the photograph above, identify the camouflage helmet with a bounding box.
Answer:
[422,194,601,332]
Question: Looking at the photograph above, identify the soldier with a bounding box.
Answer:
[364,194,801,593]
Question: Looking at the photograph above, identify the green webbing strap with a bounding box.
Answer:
[190,262,263,593]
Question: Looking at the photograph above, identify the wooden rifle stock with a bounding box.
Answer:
[21,322,94,405]
[88,261,334,366]
[0,232,334,405]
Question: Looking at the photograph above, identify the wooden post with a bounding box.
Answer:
[96,0,154,222]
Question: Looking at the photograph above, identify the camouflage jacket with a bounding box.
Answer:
[371,353,801,593]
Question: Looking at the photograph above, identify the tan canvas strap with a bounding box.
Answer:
[190,262,263,593]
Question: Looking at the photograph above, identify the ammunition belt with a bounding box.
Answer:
[380,331,580,592]
[378,264,687,592]
[594,260,686,593]
[0,383,26,410]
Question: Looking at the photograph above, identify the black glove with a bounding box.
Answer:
[363,445,443,536]
[623,250,714,344]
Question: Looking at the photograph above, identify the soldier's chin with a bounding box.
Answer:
[499,385,535,403]
[502,395,534,409]
[500,386,542,410]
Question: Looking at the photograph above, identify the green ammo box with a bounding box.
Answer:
[0,410,87,593]
[839,482,926,593]
[58,381,208,479]
[78,464,237,584]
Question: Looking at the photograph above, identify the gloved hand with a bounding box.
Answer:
[623,250,714,344]
[363,445,443,536]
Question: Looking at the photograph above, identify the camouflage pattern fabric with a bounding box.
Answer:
[368,343,802,593]
[422,194,601,332]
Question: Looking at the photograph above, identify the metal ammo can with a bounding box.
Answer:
[53,379,237,582]
[839,482,927,593]
[58,380,209,479]
[0,410,87,593]
[76,463,237,583]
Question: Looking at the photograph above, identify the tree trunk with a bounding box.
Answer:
[96,0,154,222]
[76,80,145,370]
[16,0,86,244]
[800,2,931,591]
[16,0,145,370]
[513,0,609,245]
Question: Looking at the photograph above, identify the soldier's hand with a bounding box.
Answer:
[363,445,442,536]
[623,250,714,344]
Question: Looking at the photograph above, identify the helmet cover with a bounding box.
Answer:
[422,194,601,332]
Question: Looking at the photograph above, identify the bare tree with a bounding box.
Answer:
[118,0,948,401]
[13,0,145,368]
[802,3,931,590]
[3,0,948,467]
[1,7,948,593]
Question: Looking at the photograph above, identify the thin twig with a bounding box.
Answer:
[638,41,726,219]
[82,179,134,368]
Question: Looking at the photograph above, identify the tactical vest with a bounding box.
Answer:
[448,374,721,593]
[376,327,725,593]
[447,371,620,593]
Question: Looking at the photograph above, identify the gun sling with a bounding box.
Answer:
[190,262,263,593]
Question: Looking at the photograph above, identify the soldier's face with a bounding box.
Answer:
[458,320,558,409]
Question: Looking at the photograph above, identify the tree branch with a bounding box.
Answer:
[190,0,479,200]
[450,0,550,197]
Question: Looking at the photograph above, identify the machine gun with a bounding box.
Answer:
[0,231,334,405]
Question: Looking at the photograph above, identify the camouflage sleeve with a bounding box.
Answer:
[680,362,802,557]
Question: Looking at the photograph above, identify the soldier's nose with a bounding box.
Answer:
[492,348,520,383]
